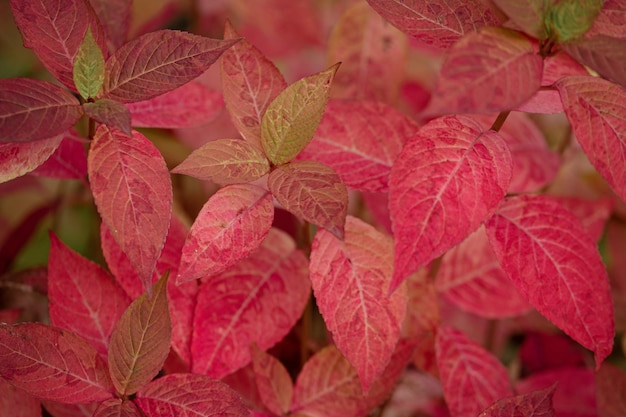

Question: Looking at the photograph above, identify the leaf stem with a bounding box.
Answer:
[490,111,510,133]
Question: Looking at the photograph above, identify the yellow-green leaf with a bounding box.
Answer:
[544,0,603,43]
[73,27,105,99]
[261,63,339,165]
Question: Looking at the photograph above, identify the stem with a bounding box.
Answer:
[427,256,444,282]
[88,117,96,140]
[490,111,510,133]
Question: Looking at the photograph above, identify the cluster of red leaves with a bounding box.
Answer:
[1,0,626,416]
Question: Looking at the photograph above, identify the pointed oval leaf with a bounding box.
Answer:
[436,226,531,318]
[0,135,62,183]
[261,64,339,165]
[172,139,270,185]
[478,385,556,417]
[73,28,105,100]
[93,399,141,417]
[135,374,249,417]
[328,2,407,102]
[102,30,238,103]
[544,0,603,42]
[177,184,273,283]
[83,99,131,136]
[127,82,224,128]
[552,196,614,242]
[556,76,626,216]
[9,0,107,92]
[389,115,512,292]
[437,326,513,417]
[48,233,131,357]
[108,274,171,396]
[310,216,407,392]
[297,100,419,192]
[0,78,82,143]
[365,0,501,49]
[0,377,41,417]
[485,194,614,366]
[564,36,626,89]
[221,21,287,145]
[0,323,114,403]
[191,228,310,378]
[31,131,88,180]
[425,27,543,116]
[87,0,132,50]
[492,0,551,39]
[251,344,294,415]
[268,160,348,240]
[88,126,172,292]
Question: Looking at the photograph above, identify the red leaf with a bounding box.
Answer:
[31,131,88,180]
[297,100,419,192]
[268,161,348,240]
[221,21,287,146]
[596,362,626,417]
[309,216,407,392]
[556,76,626,203]
[251,344,293,416]
[0,309,21,324]
[177,183,274,283]
[436,226,531,318]
[0,377,41,417]
[191,228,310,378]
[0,323,114,403]
[478,385,556,417]
[127,82,223,129]
[425,27,543,116]
[83,99,132,136]
[388,115,512,292]
[88,126,172,292]
[519,332,587,375]
[9,0,107,92]
[135,374,249,417]
[552,196,614,242]
[328,2,407,103]
[587,0,626,38]
[516,368,596,417]
[87,0,132,50]
[108,274,171,396]
[42,401,98,417]
[485,194,614,366]
[365,0,501,49]
[0,78,82,142]
[564,36,626,88]
[48,233,131,357]
[172,139,270,185]
[102,30,238,103]
[93,399,141,417]
[436,326,513,417]
[0,135,62,183]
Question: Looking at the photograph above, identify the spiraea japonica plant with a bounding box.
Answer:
[0,0,626,416]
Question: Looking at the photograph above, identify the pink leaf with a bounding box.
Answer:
[297,100,419,192]
[88,126,172,292]
[31,131,88,180]
[0,135,62,184]
[388,115,512,292]
[221,21,287,145]
[478,385,556,417]
[191,228,310,378]
[135,374,249,417]
[564,36,626,88]
[556,76,626,203]
[0,323,114,403]
[366,0,501,49]
[251,344,293,416]
[108,274,171,396]
[0,377,41,417]
[127,82,223,129]
[436,326,513,417]
[309,216,407,392]
[328,2,407,103]
[436,226,531,318]
[83,99,132,136]
[177,183,274,283]
[425,27,543,115]
[9,0,107,92]
[485,194,614,366]
[551,196,614,242]
[268,161,348,240]
[0,78,82,142]
[93,399,141,417]
[102,30,238,103]
[596,362,626,417]
[48,233,131,357]
[587,0,626,38]
[491,0,550,39]
[87,0,132,50]
[172,139,270,185]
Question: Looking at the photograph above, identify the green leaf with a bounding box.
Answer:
[108,272,171,396]
[73,27,105,99]
[544,0,603,43]
[261,63,339,165]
